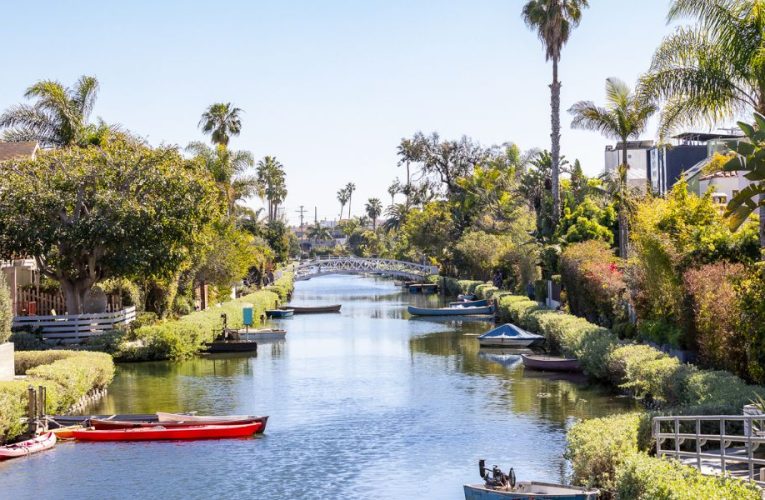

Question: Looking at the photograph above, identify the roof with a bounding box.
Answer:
[0,141,38,161]
[605,140,655,151]
[700,170,738,181]
[672,132,743,142]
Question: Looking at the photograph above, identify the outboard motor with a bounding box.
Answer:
[478,459,517,490]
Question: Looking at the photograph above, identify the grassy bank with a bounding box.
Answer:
[495,294,764,497]
[112,272,294,361]
[0,351,115,443]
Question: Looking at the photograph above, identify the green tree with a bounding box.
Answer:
[722,113,765,253]
[0,75,103,147]
[198,102,242,146]
[264,220,296,262]
[569,78,657,257]
[186,142,256,216]
[365,198,383,230]
[522,0,589,227]
[307,223,332,241]
[256,156,288,222]
[345,182,356,218]
[558,197,617,245]
[337,187,350,220]
[402,201,454,268]
[382,203,409,234]
[387,179,401,205]
[195,223,264,294]
[0,139,221,314]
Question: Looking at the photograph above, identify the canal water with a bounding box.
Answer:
[3,275,633,499]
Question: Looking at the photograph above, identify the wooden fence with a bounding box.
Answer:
[12,306,137,344]
[15,288,123,316]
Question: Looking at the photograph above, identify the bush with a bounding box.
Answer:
[474,283,498,300]
[458,280,484,294]
[0,272,10,344]
[614,453,761,499]
[8,331,46,351]
[737,264,765,383]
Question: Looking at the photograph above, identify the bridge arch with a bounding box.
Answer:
[294,257,438,281]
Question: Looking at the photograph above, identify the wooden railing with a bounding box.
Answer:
[15,288,123,316]
[12,306,137,344]
[653,414,765,485]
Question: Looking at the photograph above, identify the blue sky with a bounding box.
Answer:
[1,0,713,224]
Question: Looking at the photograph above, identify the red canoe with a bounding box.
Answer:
[72,421,264,441]
[0,432,57,460]
[90,416,268,432]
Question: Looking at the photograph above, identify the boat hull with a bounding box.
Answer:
[283,305,341,314]
[72,422,264,441]
[464,482,598,499]
[450,299,490,307]
[266,309,294,318]
[521,354,582,372]
[91,416,268,432]
[205,340,258,353]
[238,329,286,342]
[0,432,56,460]
[479,338,536,348]
[477,324,544,348]
[408,305,494,316]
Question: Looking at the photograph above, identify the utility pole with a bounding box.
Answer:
[295,205,307,227]
[314,206,318,224]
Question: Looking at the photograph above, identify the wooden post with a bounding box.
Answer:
[27,385,37,435]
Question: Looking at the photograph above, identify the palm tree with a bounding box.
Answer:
[569,78,657,258]
[186,142,256,216]
[641,0,765,248]
[255,156,288,221]
[382,203,409,234]
[365,198,383,230]
[307,222,332,241]
[397,138,422,204]
[337,187,350,219]
[0,75,101,147]
[345,182,356,218]
[522,0,589,227]
[387,179,401,205]
[199,102,242,146]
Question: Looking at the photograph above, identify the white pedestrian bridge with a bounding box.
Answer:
[294,257,438,282]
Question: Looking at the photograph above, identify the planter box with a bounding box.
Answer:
[0,342,13,381]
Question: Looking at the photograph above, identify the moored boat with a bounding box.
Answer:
[51,425,83,440]
[464,460,598,499]
[238,328,286,342]
[205,340,258,353]
[449,299,490,308]
[72,421,264,441]
[408,305,494,316]
[156,412,264,424]
[521,354,581,372]
[458,294,477,301]
[266,308,294,318]
[478,324,544,348]
[90,416,268,432]
[0,432,56,460]
[281,304,341,314]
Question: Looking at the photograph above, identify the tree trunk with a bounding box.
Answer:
[619,140,630,259]
[60,279,90,315]
[760,196,765,259]
[550,57,561,227]
[406,161,410,206]
[348,194,352,219]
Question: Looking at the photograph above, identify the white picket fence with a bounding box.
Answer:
[12,306,137,344]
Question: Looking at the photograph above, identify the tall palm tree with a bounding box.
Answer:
[365,198,383,230]
[641,0,765,248]
[307,222,332,241]
[569,78,657,258]
[186,142,256,216]
[337,188,350,219]
[199,102,242,146]
[397,138,422,204]
[382,203,409,234]
[0,75,100,147]
[256,156,288,221]
[522,0,589,227]
[387,179,401,205]
[345,182,356,218]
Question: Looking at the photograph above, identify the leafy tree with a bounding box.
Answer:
[345,182,356,218]
[722,113,765,253]
[402,201,454,269]
[522,0,589,226]
[263,220,295,262]
[196,223,264,292]
[337,187,350,219]
[0,75,106,147]
[256,156,287,222]
[569,78,657,258]
[558,197,617,245]
[198,102,242,146]
[404,132,487,195]
[0,139,221,314]
[518,150,569,241]
[382,203,408,234]
[306,223,332,241]
[365,198,383,230]
[186,141,256,216]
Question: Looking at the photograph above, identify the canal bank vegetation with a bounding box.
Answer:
[0,351,114,443]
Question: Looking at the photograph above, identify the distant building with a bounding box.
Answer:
[604,140,654,190]
[698,170,752,207]
[0,141,39,162]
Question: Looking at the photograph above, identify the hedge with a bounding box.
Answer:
[1,350,114,443]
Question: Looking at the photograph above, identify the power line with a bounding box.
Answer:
[295,205,307,227]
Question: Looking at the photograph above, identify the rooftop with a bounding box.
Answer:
[0,141,39,161]
[672,132,743,142]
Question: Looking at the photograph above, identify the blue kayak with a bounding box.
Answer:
[266,309,294,318]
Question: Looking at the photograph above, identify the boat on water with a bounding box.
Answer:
[237,328,286,342]
[90,416,268,432]
[464,460,598,500]
[449,299,489,308]
[408,305,494,317]
[266,309,294,318]
[205,340,258,353]
[156,412,262,423]
[51,425,82,440]
[521,354,582,372]
[280,304,341,314]
[0,432,56,460]
[458,294,477,301]
[478,324,544,348]
[72,421,265,441]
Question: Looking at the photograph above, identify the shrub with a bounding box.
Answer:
[0,380,62,443]
[607,345,667,388]
[614,453,761,499]
[0,272,10,344]
[458,280,484,294]
[475,283,498,299]
[737,264,765,383]
[566,413,643,491]
[8,331,46,351]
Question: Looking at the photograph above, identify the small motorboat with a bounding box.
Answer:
[266,309,294,318]
[205,340,258,353]
[72,421,265,441]
[238,328,286,342]
[521,354,582,372]
[408,305,494,317]
[0,432,57,460]
[90,416,268,432]
[50,425,83,440]
[478,324,544,348]
[47,413,171,426]
[449,299,489,308]
[458,294,477,301]
[281,304,341,314]
[464,460,598,499]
